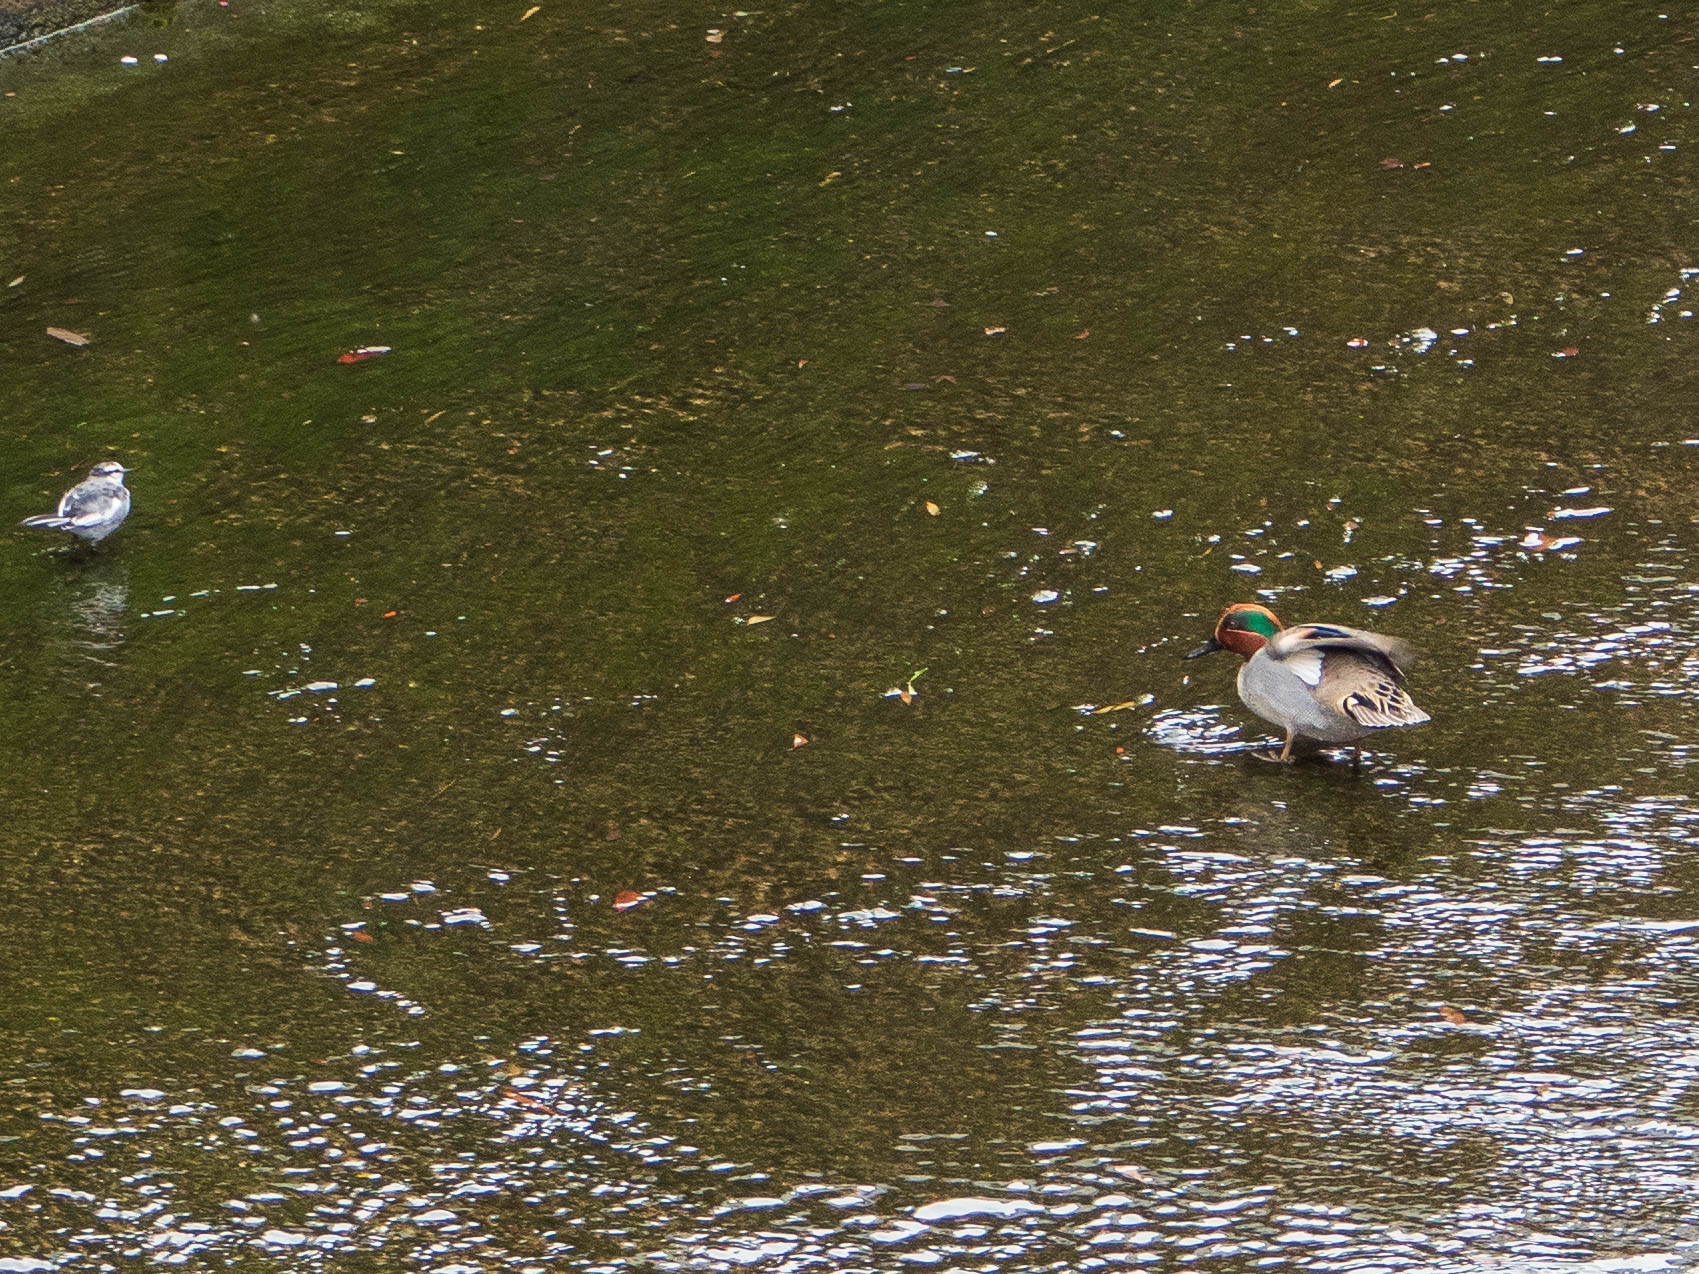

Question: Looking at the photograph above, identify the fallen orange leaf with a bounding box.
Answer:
[925,501,940,516]
[791,733,808,749]
[1439,1005,1466,1025]
[613,890,644,912]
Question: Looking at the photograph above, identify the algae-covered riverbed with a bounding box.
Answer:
[4,2,1699,1268]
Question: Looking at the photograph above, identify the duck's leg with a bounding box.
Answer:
[1252,731,1298,764]
[1350,742,1362,769]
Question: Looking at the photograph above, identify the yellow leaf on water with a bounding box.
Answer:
[1091,701,1145,715]
[925,501,940,516]
[46,326,90,346]
[520,4,540,17]
[745,614,775,625]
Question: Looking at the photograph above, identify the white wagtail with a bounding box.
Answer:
[20,460,132,544]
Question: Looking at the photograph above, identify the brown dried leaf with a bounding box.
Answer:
[46,326,90,346]
[508,1087,555,1114]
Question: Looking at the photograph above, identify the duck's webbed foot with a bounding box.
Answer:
[1250,732,1300,764]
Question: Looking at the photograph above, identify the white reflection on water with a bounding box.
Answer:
[47,562,128,671]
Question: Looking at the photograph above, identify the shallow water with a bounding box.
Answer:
[4,1,1699,1270]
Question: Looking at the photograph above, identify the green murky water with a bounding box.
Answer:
[4,1,1699,1268]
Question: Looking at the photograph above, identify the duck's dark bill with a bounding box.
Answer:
[1183,637,1222,660]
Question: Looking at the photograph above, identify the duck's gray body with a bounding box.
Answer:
[1237,623,1429,747]
[20,461,131,543]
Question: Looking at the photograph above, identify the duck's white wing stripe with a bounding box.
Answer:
[1284,649,1325,686]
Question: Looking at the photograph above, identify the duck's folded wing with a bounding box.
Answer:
[1333,673,1432,728]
